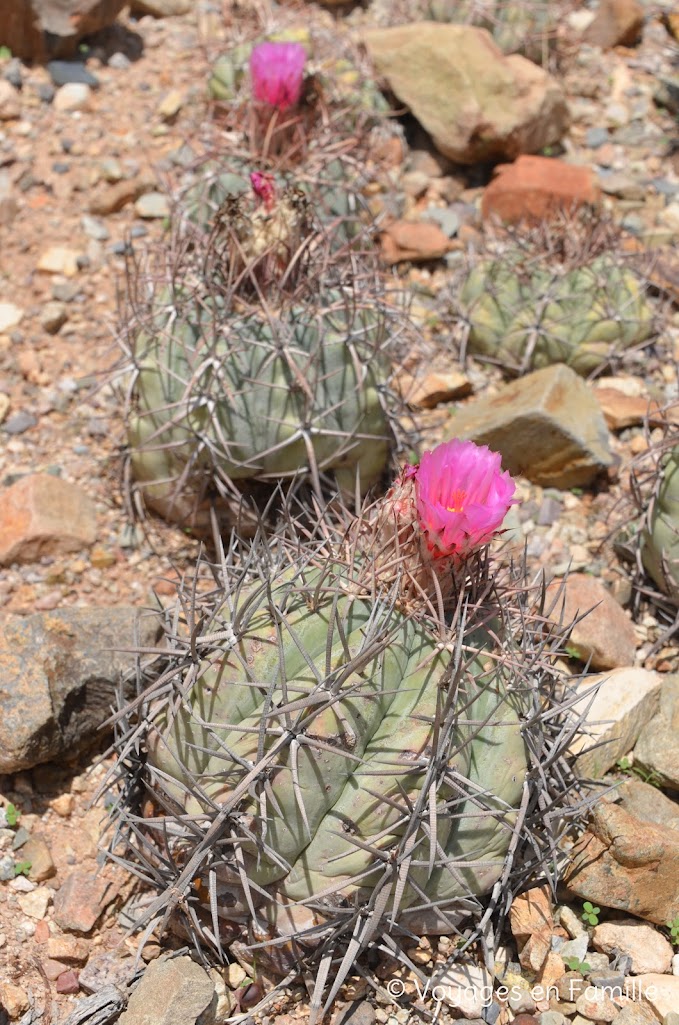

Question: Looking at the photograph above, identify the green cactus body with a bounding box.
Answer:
[641,444,679,601]
[460,255,654,376]
[128,288,392,525]
[140,563,528,933]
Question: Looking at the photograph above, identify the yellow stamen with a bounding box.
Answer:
[446,488,466,513]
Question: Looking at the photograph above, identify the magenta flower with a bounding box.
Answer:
[413,439,516,559]
[250,170,276,211]
[249,41,306,111]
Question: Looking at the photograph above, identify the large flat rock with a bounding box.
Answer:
[364,22,568,164]
[444,364,613,488]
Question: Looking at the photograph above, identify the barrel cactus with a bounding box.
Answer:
[458,252,654,377]
[639,441,679,603]
[106,440,585,1018]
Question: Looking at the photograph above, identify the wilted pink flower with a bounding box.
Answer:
[249,41,306,111]
[413,439,516,559]
[250,170,276,211]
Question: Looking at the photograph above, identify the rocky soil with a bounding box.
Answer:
[0,1,678,1024]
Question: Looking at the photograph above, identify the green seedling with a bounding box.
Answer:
[5,803,19,827]
[615,756,663,788]
[582,901,600,926]
[563,956,590,973]
[667,916,679,946]
[13,861,31,877]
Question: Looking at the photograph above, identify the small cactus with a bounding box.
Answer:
[458,252,654,377]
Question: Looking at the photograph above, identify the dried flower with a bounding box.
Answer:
[414,439,516,559]
[249,41,306,111]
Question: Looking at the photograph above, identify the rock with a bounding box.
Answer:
[331,1000,376,1025]
[429,963,491,1016]
[0,474,97,565]
[634,675,679,790]
[563,801,679,926]
[17,885,51,919]
[0,81,21,120]
[0,983,29,1019]
[2,411,37,435]
[396,370,473,408]
[364,23,568,165]
[482,156,600,225]
[547,576,636,670]
[592,919,673,974]
[47,935,89,964]
[129,0,192,13]
[0,0,126,62]
[574,988,617,1021]
[20,834,56,881]
[56,971,80,994]
[53,871,119,933]
[0,605,159,773]
[37,246,80,276]
[594,386,663,430]
[510,885,554,973]
[134,191,170,219]
[88,176,156,216]
[608,1003,657,1024]
[47,60,99,87]
[569,668,661,778]
[627,975,679,1019]
[559,906,588,939]
[617,779,679,831]
[40,300,68,334]
[0,302,24,333]
[53,83,91,112]
[50,793,75,817]
[443,364,613,488]
[380,220,452,263]
[117,956,215,1025]
[158,89,184,121]
[583,0,644,49]
[78,951,137,994]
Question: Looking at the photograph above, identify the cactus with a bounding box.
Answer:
[640,442,679,603]
[105,449,586,1019]
[458,252,654,377]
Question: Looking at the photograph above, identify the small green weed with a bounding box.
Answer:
[615,756,663,788]
[5,802,19,827]
[667,915,679,946]
[0,46,12,60]
[582,901,600,926]
[13,861,31,877]
[563,956,590,973]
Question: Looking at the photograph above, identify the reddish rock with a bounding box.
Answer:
[33,919,50,944]
[510,885,554,973]
[583,0,644,49]
[381,220,452,264]
[53,871,119,934]
[482,155,600,225]
[564,802,679,926]
[0,473,97,565]
[56,970,80,995]
[0,0,126,62]
[546,574,636,669]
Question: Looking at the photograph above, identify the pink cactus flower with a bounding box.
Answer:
[249,41,306,111]
[250,170,276,211]
[413,439,516,559]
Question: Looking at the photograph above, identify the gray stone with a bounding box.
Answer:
[569,668,661,778]
[364,23,568,165]
[117,957,215,1025]
[2,411,37,434]
[47,61,100,88]
[617,779,679,831]
[0,0,125,61]
[634,675,679,790]
[331,1001,376,1025]
[443,364,613,488]
[0,606,160,772]
[611,1005,656,1025]
[135,192,169,219]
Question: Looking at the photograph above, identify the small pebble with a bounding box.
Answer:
[2,412,37,435]
[135,191,169,219]
[53,83,91,113]
[47,61,100,88]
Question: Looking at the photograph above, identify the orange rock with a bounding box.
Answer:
[381,220,452,264]
[0,474,97,565]
[482,155,600,225]
[510,885,554,973]
[595,387,662,430]
[583,0,644,49]
[546,573,636,669]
